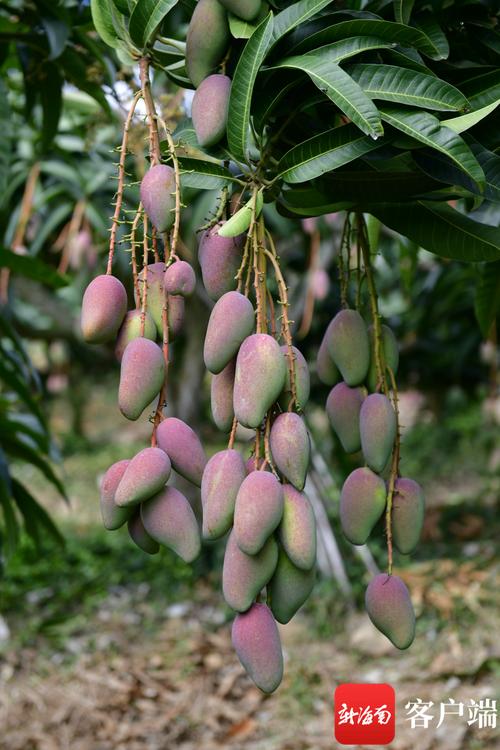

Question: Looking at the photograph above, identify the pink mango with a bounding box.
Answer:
[210,359,235,432]
[99,459,132,530]
[81,274,127,344]
[278,484,316,571]
[128,511,159,555]
[326,382,365,453]
[365,573,416,649]
[279,345,310,410]
[233,333,286,428]
[269,412,310,491]
[114,447,171,507]
[192,74,231,147]
[198,223,244,300]
[164,260,196,297]
[156,417,207,486]
[222,530,278,612]
[140,164,176,233]
[360,393,397,473]
[201,449,246,539]
[118,338,165,421]
[115,310,156,362]
[232,603,283,693]
[234,471,284,555]
[136,263,185,339]
[204,291,255,374]
[316,321,340,386]
[141,486,201,563]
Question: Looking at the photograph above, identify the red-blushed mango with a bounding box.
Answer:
[164,260,196,297]
[326,382,365,453]
[192,74,231,147]
[279,345,310,410]
[219,0,261,22]
[136,263,185,339]
[328,309,369,386]
[99,459,132,530]
[269,413,310,491]
[232,603,283,693]
[202,449,246,539]
[316,325,340,386]
[140,164,175,233]
[204,291,254,374]
[210,359,235,432]
[128,511,159,555]
[198,225,244,300]
[278,484,316,571]
[81,274,127,344]
[234,471,284,554]
[141,486,201,563]
[367,324,399,392]
[222,530,278,612]
[186,0,230,87]
[114,447,171,507]
[118,338,165,421]
[392,477,425,554]
[156,417,207,486]
[340,467,386,545]
[365,573,416,649]
[360,393,397,473]
[115,310,156,362]
[268,548,315,624]
[233,334,287,428]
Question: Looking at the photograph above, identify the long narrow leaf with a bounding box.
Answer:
[129,0,178,48]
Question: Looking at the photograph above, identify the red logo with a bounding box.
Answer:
[334,683,395,745]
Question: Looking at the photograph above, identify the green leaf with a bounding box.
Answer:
[178,158,237,190]
[271,0,333,45]
[12,478,64,549]
[379,106,485,190]
[346,64,468,111]
[270,36,397,69]
[414,14,449,60]
[0,248,70,288]
[474,261,500,337]
[0,358,45,427]
[290,19,446,59]
[0,79,12,203]
[41,17,70,60]
[129,0,178,49]
[0,466,18,557]
[227,13,274,163]
[112,0,132,13]
[2,437,67,500]
[461,70,500,110]
[272,55,383,138]
[394,0,414,25]
[228,4,269,38]
[371,201,500,263]
[90,0,121,48]
[440,99,500,134]
[278,124,383,183]
[469,141,500,204]
[40,64,63,150]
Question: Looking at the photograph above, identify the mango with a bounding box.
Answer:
[204,291,254,374]
[233,334,287,428]
[141,486,201,563]
[279,345,310,410]
[198,224,244,300]
[192,74,231,147]
[222,530,278,612]
[360,393,397,473]
[392,478,425,555]
[114,447,171,507]
[81,274,127,344]
[367,324,399,392]
[245,454,263,473]
[365,573,416,649]
[156,417,207,486]
[316,322,340,386]
[340,467,386,545]
[136,263,185,339]
[328,309,369,386]
[164,260,196,297]
[269,413,310,491]
[115,310,156,362]
[128,511,159,555]
[118,337,165,421]
[234,471,284,554]
[140,164,176,233]
[326,382,365,453]
[278,484,316,571]
[99,459,132,530]
[268,549,315,624]
[232,603,283,693]
[210,359,235,432]
[219,0,261,22]
[186,0,230,87]
[201,449,246,539]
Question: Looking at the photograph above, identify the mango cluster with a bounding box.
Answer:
[81,254,204,561]
[186,0,263,147]
[318,309,424,650]
[202,290,316,692]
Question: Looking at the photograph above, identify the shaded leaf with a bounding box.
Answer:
[271,0,333,45]
[129,0,178,49]
[474,261,500,337]
[394,0,414,25]
[178,157,237,190]
[0,248,70,288]
[12,478,64,549]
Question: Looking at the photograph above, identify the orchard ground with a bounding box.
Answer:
[0,380,498,750]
